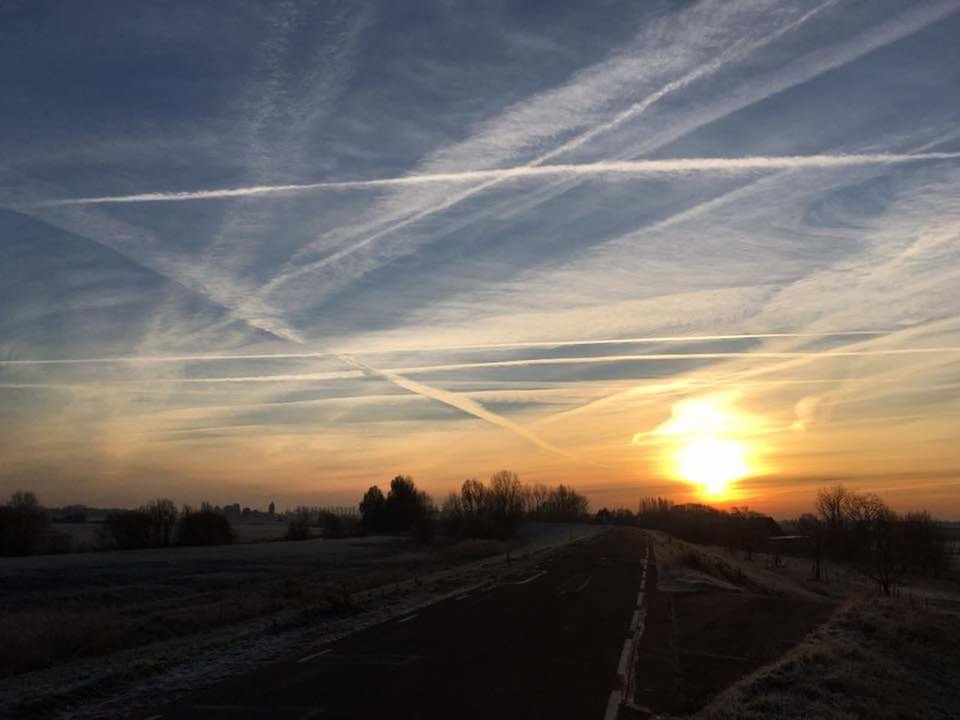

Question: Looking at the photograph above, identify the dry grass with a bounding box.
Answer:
[689,598,960,720]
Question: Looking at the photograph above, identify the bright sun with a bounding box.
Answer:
[644,395,757,498]
[675,436,749,496]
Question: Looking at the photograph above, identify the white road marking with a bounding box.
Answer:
[630,609,640,633]
[574,574,592,593]
[298,648,332,664]
[604,689,622,720]
[636,590,644,607]
[454,593,471,601]
[504,570,547,585]
[398,613,418,623]
[616,639,633,688]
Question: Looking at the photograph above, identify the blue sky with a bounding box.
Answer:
[2,0,960,513]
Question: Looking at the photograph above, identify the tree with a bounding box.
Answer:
[268,501,276,517]
[384,475,427,531]
[797,513,826,580]
[101,509,154,549]
[0,490,49,556]
[178,506,235,546]
[359,485,386,531]
[143,498,178,547]
[487,470,524,538]
[441,492,464,536]
[286,507,313,540]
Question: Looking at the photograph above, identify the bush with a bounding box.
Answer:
[177,509,235,546]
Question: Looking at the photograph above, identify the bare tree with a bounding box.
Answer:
[143,498,179,547]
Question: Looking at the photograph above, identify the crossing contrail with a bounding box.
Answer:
[38,153,960,206]
[0,330,888,366]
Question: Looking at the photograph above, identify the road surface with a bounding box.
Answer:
[134,527,648,720]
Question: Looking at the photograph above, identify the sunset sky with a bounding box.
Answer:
[2,0,959,516]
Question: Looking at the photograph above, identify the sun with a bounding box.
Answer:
[675,436,749,496]
[641,394,758,499]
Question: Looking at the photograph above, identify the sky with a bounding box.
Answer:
[1,0,959,516]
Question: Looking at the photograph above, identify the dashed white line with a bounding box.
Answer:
[297,648,332,664]
[397,613,418,623]
[616,639,633,688]
[636,590,644,607]
[504,570,547,585]
[604,690,622,720]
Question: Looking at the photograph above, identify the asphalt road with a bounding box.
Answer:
[135,527,648,720]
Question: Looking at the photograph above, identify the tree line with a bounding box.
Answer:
[0,492,236,555]
[358,471,590,541]
[788,484,951,594]
[597,484,952,596]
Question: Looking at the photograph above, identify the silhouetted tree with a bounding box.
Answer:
[143,498,178,547]
[359,485,386,531]
[268,501,276,517]
[286,507,312,540]
[797,513,826,580]
[102,509,154,549]
[487,470,524,538]
[0,490,49,556]
[383,475,431,531]
[177,506,235,546]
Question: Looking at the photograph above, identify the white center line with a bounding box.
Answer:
[604,689,623,720]
[297,649,332,664]
[398,613,418,623]
[505,570,547,585]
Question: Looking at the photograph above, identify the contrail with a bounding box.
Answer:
[334,355,581,462]
[0,330,888,366]
[39,153,960,206]
[9,346,957,382]
[260,0,960,294]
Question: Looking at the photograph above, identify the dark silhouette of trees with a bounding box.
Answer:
[383,475,431,531]
[177,506,235,546]
[286,507,313,540]
[101,509,154,549]
[359,485,387,531]
[358,476,433,534]
[144,498,179,547]
[438,474,589,540]
[796,513,826,580]
[0,490,49,556]
[635,496,781,550]
[488,470,524,538]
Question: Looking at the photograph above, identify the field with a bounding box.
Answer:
[0,522,598,718]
